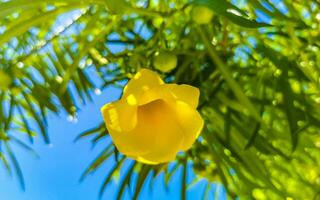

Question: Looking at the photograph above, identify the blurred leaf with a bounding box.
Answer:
[193,0,271,28]
[99,157,126,198]
[181,159,187,200]
[115,161,137,200]
[75,122,106,141]
[5,143,25,190]
[132,165,152,200]
[0,4,80,46]
[79,143,114,181]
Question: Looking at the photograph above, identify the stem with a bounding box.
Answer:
[181,159,187,200]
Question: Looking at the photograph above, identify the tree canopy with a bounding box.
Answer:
[1,0,320,199]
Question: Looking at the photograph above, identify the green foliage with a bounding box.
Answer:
[1,0,320,199]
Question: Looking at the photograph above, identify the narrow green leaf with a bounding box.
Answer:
[197,27,261,121]
[0,0,88,19]
[201,182,211,200]
[193,0,247,16]
[115,161,137,200]
[80,143,114,181]
[5,143,25,190]
[21,91,50,143]
[181,159,187,200]
[0,153,12,175]
[245,84,266,148]
[10,136,39,158]
[99,157,126,198]
[224,12,271,28]
[193,0,271,28]
[0,4,80,46]
[16,104,34,143]
[132,165,152,200]
[165,163,179,188]
[74,122,105,142]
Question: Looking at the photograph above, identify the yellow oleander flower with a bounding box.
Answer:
[101,69,204,164]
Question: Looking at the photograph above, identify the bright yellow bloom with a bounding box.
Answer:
[101,69,204,164]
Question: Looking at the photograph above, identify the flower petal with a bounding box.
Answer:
[101,98,184,161]
[101,69,204,164]
[101,100,149,155]
[166,84,200,108]
[138,84,175,106]
[173,101,204,151]
[123,69,164,98]
[135,99,184,164]
[134,156,159,165]
[101,100,138,132]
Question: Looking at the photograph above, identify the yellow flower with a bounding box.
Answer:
[101,69,204,164]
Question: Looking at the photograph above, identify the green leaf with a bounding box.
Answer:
[0,152,12,175]
[16,104,34,143]
[193,0,247,16]
[21,91,50,143]
[255,44,306,151]
[74,122,106,141]
[10,136,39,158]
[0,0,88,19]
[181,159,187,200]
[5,143,25,190]
[115,161,137,200]
[0,4,81,46]
[132,165,152,200]
[99,157,126,198]
[79,143,114,181]
[193,0,271,28]
[197,27,261,121]
[224,12,271,28]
